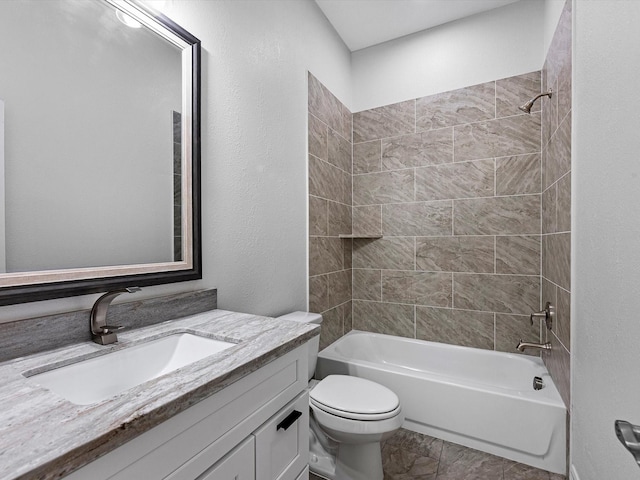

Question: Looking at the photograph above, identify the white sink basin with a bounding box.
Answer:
[25,333,236,405]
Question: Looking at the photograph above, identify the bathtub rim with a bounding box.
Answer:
[318,329,565,409]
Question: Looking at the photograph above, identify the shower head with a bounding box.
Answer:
[518,89,553,114]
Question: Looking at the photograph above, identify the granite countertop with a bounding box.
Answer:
[0,309,319,480]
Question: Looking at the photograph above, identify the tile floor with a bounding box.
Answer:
[309,428,566,480]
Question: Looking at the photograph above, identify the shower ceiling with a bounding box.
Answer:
[314,0,522,51]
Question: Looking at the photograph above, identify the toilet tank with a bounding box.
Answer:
[275,311,322,380]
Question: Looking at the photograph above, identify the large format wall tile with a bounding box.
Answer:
[495,313,541,356]
[542,184,557,234]
[309,196,327,236]
[328,129,352,173]
[453,274,540,314]
[308,75,352,344]
[543,334,570,408]
[416,236,494,273]
[454,113,541,162]
[353,237,415,270]
[544,113,571,189]
[308,73,350,140]
[381,128,453,170]
[319,306,343,350]
[557,173,571,232]
[353,141,381,174]
[382,201,452,236]
[309,237,343,276]
[543,233,571,291]
[495,235,540,275]
[353,205,382,236]
[353,100,415,143]
[327,201,351,236]
[308,113,327,161]
[415,159,495,201]
[454,195,540,235]
[416,82,495,131]
[309,274,328,313]
[353,269,382,301]
[556,286,571,350]
[327,269,351,307]
[353,170,415,205]
[541,0,571,413]
[495,153,541,196]
[382,270,452,307]
[496,71,542,118]
[309,155,349,204]
[416,307,494,349]
[353,300,415,338]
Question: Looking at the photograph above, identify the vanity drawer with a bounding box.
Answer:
[254,391,309,480]
[196,436,255,480]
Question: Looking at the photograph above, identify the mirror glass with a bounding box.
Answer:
[0,0,201,305]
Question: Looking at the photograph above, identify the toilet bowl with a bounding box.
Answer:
[276,312,403,480]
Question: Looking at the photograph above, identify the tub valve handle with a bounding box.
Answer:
[530,302,554,330]
[615,420,640,467]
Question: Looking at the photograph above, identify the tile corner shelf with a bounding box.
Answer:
[338,234,383,239]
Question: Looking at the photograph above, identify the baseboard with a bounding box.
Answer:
[570,464,580,480]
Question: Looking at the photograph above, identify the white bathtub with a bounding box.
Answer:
[316,330,566,474]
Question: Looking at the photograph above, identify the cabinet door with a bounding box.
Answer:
[197,436,255,480]
[254,392,309,480]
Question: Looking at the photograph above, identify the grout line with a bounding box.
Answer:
[352,151,542,177]
[451,200,455,236]
[494,81,497,119]
[451,272,455,309]
[494,236,497,274]
[493,157,497,196]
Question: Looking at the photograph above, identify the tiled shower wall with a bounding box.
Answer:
[308,73,354,349]
[541,0,572,410]
[308,62,572,362]
[350,73,544,353]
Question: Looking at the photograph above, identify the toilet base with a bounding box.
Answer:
[309,414,385,480]
[335,441,383,480]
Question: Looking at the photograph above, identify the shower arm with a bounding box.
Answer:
[519,89,553,113]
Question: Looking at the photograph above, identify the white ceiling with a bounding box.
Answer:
[314,0,522,52]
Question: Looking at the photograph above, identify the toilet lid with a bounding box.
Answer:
[310,375,400,420]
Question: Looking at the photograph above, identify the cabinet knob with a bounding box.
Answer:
[276,410,302,431]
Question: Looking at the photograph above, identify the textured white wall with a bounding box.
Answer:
[350,0,546,112]
[0,0,351,322]
[572,1,640,479]
[543,0,567,59]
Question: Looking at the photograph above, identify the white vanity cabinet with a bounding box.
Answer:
[197,437,255,480]
[65,343,311,480]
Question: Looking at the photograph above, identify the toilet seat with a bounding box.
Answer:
[310,375,400,421]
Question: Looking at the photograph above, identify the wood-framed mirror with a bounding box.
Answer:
[0,0,201,305]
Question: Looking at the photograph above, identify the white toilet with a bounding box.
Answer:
[277,312,404,480]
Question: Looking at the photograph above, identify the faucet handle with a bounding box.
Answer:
[529,302,555,330]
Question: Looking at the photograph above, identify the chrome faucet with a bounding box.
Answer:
[516,340,552,352]
[90,287,141,345]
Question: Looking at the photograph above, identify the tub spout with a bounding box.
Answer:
[516,340,552,352]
